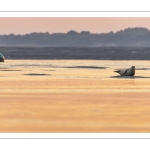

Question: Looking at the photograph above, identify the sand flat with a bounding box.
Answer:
[0,60,150,132]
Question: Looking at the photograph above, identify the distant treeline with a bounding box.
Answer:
[1,27,150,46]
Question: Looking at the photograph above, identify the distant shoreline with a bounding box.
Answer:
[1,28,150,47]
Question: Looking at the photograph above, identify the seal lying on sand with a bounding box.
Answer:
[114,66,135,76]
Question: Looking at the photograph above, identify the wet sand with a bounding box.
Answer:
[1,60,150,132]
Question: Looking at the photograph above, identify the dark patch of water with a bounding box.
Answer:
[0,70,21,71]
[65,66,107,69]
[24,73,51,76]
[110,76,150,79]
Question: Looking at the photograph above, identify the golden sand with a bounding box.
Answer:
[0,60,150,132]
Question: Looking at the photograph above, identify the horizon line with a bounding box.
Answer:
[0,26,148,36]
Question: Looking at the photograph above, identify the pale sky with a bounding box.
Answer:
[1,18,150,35]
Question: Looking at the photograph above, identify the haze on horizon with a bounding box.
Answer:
[1,17,150,35]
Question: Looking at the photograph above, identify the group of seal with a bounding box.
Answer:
[114,66,135,76]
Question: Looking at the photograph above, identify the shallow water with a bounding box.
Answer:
[0,60,150,132]
[1,60,150,92]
